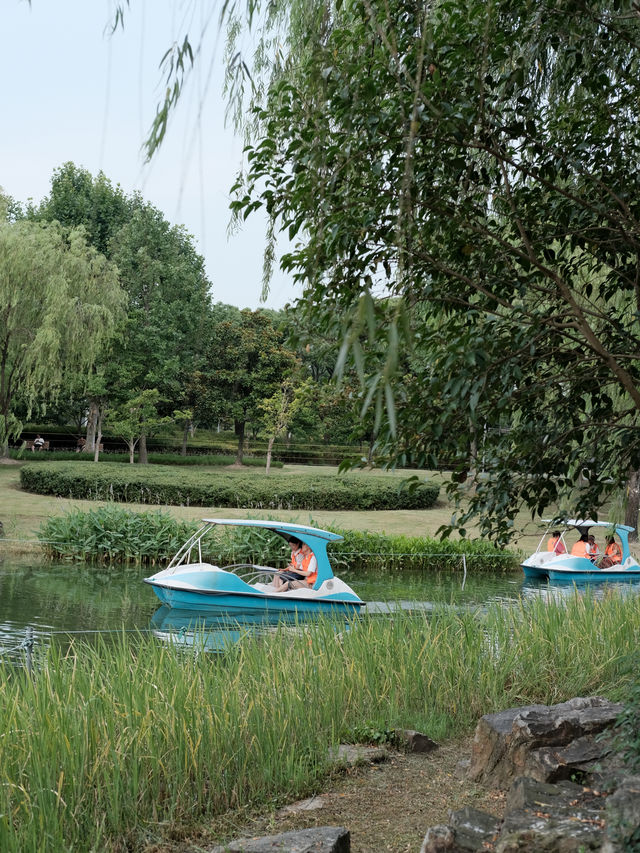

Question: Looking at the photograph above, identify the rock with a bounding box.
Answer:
[327,744,388,767]
[602,775,640,853]
[420,696,632,853]
[420,824,458,852]
[468,697,623,788]
[396,729,439,754]
[208,825,350,852]
[277,796,325,816]
[420,809,500,852]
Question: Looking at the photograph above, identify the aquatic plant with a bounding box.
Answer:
[0,592,637,851]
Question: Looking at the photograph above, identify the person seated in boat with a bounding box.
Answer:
[274,541,318,592]
[570,533,590,558]
[547,531,567,555]
[586,534,601,563]
[599,535,622,568]
[272,537,304,591]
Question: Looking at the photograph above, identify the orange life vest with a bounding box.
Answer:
[571,540,589,558]
[548,536,566,554]
[301,551,318,587]
[605,542,622,564]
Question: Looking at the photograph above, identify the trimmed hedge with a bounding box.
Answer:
[37,506,515,572]
[9,449,282,468]
[20,462,439,511]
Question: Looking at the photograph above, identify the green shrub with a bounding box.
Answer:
[9,448,281,468]
[329,528,517,573]
[37,506,514,572]
[38,505,197,564]
[20,462,439,511]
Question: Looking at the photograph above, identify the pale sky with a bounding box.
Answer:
[2,0,299,310]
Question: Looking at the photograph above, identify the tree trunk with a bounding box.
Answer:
[181,419,190,457]
[625,468,640,542]
[235,420,245,465]
[266,435,275,474]
[128,440,135,464]
[139,431,148,465]
[86,400,98,451]
[93,406,103,462]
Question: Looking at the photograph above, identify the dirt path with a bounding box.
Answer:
[153,737,506,853]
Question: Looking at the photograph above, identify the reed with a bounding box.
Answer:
[0,593,638,852]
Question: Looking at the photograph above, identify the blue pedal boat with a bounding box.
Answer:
[521,519,640,582]
[144,519,365,614]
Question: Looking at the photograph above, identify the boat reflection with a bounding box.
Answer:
[150,605,352,652]
[521,578,640,603]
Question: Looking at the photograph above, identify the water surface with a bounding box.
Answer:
[1,555,639,661]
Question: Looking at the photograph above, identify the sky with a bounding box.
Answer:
[2,0,299,310]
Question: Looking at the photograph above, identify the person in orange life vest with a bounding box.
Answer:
[603,536,622,564]
[272,537,303,591]
[284,542,318,591]
[586,534,600,562]
[570,533,590,558]
[547,531,567,555]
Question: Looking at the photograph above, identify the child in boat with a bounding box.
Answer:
[547,531,567,555]
[285,542,318,590]
[272,537,303,591]
[587,534,600,562]
[599,535,622,568]
[273,540,318,591]
[570,533,590,558]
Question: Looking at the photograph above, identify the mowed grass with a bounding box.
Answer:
[0,459,618,557]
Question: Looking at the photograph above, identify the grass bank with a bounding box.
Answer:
[1,594,638,852]
[0,462,545,555]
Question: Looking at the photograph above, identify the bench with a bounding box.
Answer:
[25,440,50,451]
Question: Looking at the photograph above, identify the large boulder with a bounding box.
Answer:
[421,697,639,853]
[468,697,623,788]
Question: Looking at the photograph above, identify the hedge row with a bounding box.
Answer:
[37,506,515,572]
[20,462,439,511]
[11,449,281,468]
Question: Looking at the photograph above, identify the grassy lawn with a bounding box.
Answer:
[0,458,617,557]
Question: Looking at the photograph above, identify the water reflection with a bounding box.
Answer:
[2,553,640,661]
[150,605,350,653]
[522,577,640,603]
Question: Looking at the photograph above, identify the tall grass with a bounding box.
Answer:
[1,593,638,852]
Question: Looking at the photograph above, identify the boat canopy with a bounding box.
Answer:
[200,519,343,586]
[541,519,634,533]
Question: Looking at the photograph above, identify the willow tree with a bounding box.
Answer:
[0,210,125,454]
[115,0,640,541]
[223,0,640,543]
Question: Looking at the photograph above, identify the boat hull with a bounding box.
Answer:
[144,562,364,615]
[522,555,640,583]
[145,582,364,615]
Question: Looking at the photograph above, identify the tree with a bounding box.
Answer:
[107,389,172,464]
[224,0,640,543]
[194,309,298,464]
[0,210,125,455]
[108,199,213,462]
[34,165,213,463]
[259,376,311,473]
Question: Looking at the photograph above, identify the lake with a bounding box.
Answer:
[2,554,639,661]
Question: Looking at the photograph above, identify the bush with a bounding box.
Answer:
[38,505,198,564]
[9,448,281,468]
[20,462,439,511]
[36,506,515,572]
[329,529,517,573]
